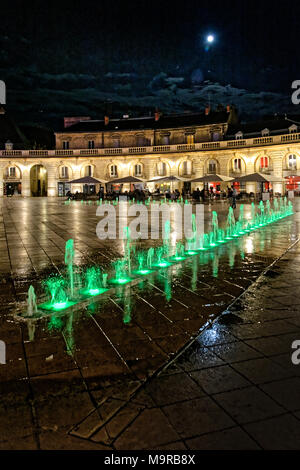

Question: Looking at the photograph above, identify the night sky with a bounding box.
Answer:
[1,0,299,127]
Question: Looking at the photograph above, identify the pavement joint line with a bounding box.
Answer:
[70,238,299,448]
[91,235,300,432]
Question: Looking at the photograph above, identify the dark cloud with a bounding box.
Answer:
[1,0,299,126]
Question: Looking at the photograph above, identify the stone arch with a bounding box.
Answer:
[283,151,300,171]
[129,160,144,177]
[3,163,22,179]
[177,157,193,177]
[56,163,74,180]
[106,162,119,179]
[30,164,48,196]
[80,162,96,177]
[227,155,247,174]
[254,153,273,172]
[155,158,171,177]
[203,156,220,174]
[2,163,23,196]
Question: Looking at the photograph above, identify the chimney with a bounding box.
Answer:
[104,115,109,126]
[154,109,161,121]
[64,116,91,128]
[205,106,211,116]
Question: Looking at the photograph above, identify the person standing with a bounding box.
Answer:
[232,187,237,209]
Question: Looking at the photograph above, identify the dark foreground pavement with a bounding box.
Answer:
[64,241,300,451]
[0,198,299,449]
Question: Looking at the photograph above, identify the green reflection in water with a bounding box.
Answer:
[164,271,172,302]
[191,256,198,291]
[48,314,63,331]
[123,287,132,324]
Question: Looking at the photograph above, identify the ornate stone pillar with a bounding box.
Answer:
[0,167,3,197]
[71,162,82,194]
[46,163,58,197]
[22,166,31,197]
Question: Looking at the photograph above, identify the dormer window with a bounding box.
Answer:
[5,140,13,151]
[261,128,269,137]
[185,132,195,145]
[235,131,243,140]
[289,124,298,134]
[136,134,145,147]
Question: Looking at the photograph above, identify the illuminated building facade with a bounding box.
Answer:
[1,106,300,196]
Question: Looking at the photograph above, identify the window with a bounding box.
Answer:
[157,162,167,176]
[134,164,142,176]
[235,132,243,140]
[61,166,69,178]
[208,160,217,173]
[212,132,220,141]
[288,154,297,170]
[186,134,194,145]
[261,128,269,137]
[289,125,298,134]
[161,135,169,145]
[233,158,241,171]
[88,140,95,149]
[110,165,117,177]
[85,165,92,177]
[9,167,16,177]
[113,138,120,148]
[136,135,145,147]
[260,157,269,168]
[62,141,69,150]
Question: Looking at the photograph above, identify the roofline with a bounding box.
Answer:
[55,122,229,135]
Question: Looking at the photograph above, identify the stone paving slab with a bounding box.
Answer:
[82,240,300,450]
[0,198,299,449]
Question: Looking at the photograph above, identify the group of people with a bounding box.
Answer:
[66,185,238,208]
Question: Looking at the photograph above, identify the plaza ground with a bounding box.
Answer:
[0,197,299,449]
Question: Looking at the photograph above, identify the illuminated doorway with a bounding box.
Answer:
[30,165,48,196]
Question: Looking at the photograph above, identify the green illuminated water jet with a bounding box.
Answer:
[23,198,294,318]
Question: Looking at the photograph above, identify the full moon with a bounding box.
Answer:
[207,34,214,43]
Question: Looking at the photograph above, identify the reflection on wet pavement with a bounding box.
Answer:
[0,197,299,449]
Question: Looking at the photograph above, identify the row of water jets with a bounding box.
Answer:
[26,198,293,316]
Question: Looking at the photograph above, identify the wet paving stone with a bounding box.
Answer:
[231,357,291,384]
[163,396,235,439]
[190,364,251,394]
[114,408,180,450]
[260,378,300,412]
[146,372,205,406]
[213,386,285,424]
[185,426,260,450]
[176,344,225,371]
[243,414,300,450]
[0,198,299,449]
